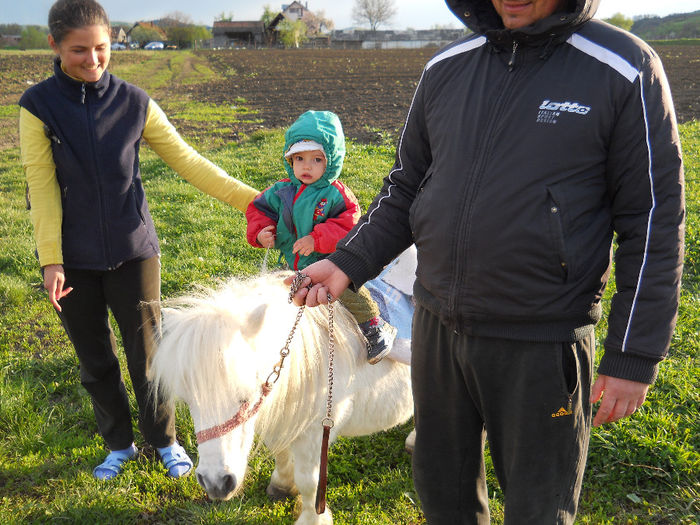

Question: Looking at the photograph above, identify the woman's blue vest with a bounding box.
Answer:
[19,59,159,270]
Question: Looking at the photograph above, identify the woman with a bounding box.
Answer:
[19,0,258,480]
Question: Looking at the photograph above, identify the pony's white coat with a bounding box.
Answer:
[150,272,413,525]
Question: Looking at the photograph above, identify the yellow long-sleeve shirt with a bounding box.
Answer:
[20,99,258,267]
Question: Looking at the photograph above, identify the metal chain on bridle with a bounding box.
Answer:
[286,272,337,515]
[195,271,336,461]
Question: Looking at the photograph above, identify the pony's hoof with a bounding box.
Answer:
[266,482,298,501]
[404,428,416,454]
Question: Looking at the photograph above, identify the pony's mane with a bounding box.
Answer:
[150,271,365,453]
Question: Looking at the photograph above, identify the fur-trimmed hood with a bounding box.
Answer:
[445,0,600,45]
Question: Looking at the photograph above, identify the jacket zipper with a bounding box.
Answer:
[508,41,519,71]
[83,83,113,269]
[446,46,522,329]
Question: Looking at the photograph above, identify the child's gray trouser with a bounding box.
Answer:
[411,304,593,524]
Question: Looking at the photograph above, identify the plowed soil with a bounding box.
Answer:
[1,44,697,149]
[187,45,699,142]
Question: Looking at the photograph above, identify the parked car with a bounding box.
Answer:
[144,41,164,50]
[110,42,126,50]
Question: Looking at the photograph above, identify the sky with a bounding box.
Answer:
[1,0,698,30]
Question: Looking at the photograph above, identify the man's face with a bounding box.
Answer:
[491,0,564,29]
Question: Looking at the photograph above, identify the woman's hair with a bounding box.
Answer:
[48,0,110,44]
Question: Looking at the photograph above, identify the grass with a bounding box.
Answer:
[0,52,697,524]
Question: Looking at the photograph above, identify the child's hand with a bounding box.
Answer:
[292,235,315,256]
[257,225,276,248]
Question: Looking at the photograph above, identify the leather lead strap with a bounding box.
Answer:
[315,423,331,513]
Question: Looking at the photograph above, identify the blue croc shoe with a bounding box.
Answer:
[93,444,138,480]
[157,442,193,478]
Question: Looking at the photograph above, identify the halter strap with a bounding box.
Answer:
[196,384,272,444]
[195,272,310,445]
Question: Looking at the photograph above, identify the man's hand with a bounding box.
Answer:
[283,259,351,306]
[257,225,276,248]
[43,264,72,312]
[590,375,649,427]
[292,235,315,256]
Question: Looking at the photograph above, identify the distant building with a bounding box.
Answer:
[211,20,270,48]
[127,21,167,40]
[110,26,127,43]
[0,34,21,47]
[330,28,469,49]
[282,1,311,22]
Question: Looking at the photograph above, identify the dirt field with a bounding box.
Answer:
[186,45,700,142]
[1,44,697,148]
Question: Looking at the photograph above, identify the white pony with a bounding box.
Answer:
[149,272,413,525]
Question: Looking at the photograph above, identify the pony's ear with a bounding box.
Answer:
[241,303,268,340]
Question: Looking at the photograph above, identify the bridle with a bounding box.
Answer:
[193,272,337,516]
[194,273,335,447]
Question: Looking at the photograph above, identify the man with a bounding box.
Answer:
[288,0,685,523]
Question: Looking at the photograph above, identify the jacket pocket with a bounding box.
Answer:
[131,182,147,225]
[408,169,433,237]
[546,187,570,282]
[557,342,580,415]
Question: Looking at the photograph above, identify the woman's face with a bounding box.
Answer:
[49,24,111,83]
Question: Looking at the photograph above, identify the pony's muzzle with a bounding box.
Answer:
[197,470,238,500]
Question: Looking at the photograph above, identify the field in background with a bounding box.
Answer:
[0,48,697,523]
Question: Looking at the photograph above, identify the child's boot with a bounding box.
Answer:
[359,317,397,364]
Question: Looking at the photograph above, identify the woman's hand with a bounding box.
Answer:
[43,264,72,312]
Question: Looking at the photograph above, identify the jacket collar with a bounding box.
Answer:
[445,0,599,47]
[54,57,111,103]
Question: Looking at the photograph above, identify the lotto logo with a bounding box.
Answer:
[539,99,591,115]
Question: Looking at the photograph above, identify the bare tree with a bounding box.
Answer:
[303,10,335,35]
[162,11,193,27]
[352,0,397,31]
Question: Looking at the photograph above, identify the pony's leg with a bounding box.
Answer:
[290,438,333,525]
[267,448,299,501]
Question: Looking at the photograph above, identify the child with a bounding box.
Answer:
[246,110,396,363]
[19,0,258,481]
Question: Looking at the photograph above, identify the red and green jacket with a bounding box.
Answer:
[246,111,361,270]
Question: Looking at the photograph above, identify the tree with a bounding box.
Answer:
[129,25,164,47]
[261,5,278,28]
[604,12,634,31]
[216,12,234,22]
[0,24,22,35]
[162,11,192,26]
[278,19,308,48]
[166,25,212,49]
[19,26,50,50]
[303,10,334,35]
[352,0,397,31]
